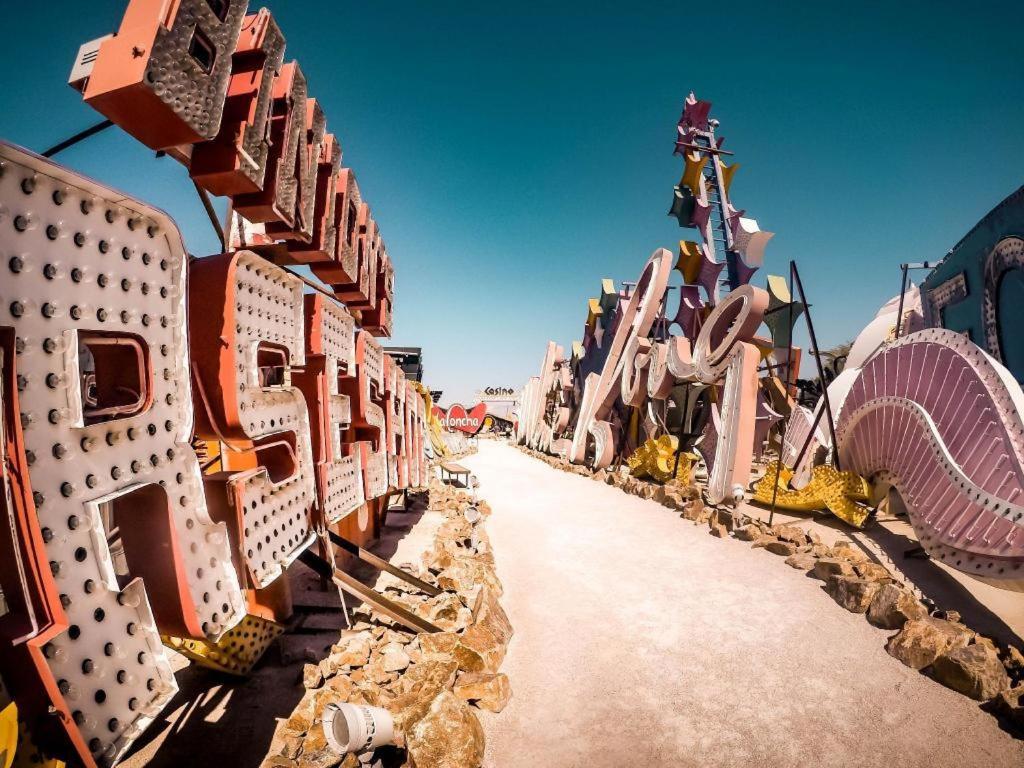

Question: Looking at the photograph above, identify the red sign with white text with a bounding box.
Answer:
[442,403,487,434]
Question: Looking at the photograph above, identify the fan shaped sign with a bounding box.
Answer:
[443,403,487,434]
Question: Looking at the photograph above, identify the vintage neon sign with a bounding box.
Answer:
[0,139,425,768]
[71,4,395,327]
[188,250,317,589]
[520,93,1024,597]
[441,403,487,435]
[0,143,246,766]
[0,1,426,764]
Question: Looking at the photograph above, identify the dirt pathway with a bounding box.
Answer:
[461,441,1023,768]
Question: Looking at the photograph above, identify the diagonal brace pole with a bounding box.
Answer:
[298,550,441,634]
[327,530,441,597]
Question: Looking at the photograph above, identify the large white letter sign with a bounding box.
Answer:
[188,251,317,590]
[0,143,245,766]
[294,294,364,528]
[341,330,388,502]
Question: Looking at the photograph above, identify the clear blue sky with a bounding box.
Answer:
[2,1,1022,405]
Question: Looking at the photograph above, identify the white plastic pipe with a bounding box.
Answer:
[322,702,396,755]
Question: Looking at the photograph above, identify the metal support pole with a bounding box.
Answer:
[656,285,677,341]
[41,119,114,158]
[895,263,910,338]
[791,261,842,471]
[768,263,798,526]
[671,384,693,479]
[326,531,441,597]
[193,181,227,253]
[222,200,236,252]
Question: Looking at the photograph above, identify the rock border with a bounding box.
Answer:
[515,444,1024,733]
[266,480,513,768]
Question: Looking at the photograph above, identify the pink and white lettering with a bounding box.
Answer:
[570,249,673,468]
[443,403,487,435]
[665,284,769,503]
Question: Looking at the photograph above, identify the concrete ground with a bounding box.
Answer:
[461,441,1024,768]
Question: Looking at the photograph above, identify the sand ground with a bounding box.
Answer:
[461,440,1024,768]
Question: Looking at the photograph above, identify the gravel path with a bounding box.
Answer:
[462,441,1024,768]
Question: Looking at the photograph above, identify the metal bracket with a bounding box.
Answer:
[903,545,929,560]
